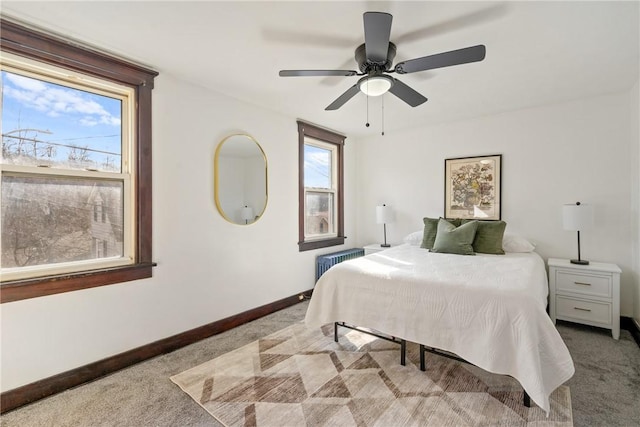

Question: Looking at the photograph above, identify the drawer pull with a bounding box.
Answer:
[574,282,591,286]
[574,307,592,312]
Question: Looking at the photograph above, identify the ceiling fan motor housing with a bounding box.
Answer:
[355,42,397,73]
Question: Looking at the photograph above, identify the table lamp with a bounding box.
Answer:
[376,204,394,247]
[562,202,593,265]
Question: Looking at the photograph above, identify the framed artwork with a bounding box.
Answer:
[444,154,502,220]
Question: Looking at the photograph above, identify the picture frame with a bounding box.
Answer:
[444,154,502,220]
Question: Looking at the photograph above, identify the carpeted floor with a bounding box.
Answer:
[1,301,638,426]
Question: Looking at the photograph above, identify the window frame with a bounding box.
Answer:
[297,121,345,251]
[0,19,158,303]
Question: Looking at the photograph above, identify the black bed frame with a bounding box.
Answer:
[334,321,531,408]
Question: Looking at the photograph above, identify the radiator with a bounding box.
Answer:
[315,248,365,282]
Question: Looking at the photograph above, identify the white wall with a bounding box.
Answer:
[631,79,640,326]
[0,73,358,391]
[355,91,636,317]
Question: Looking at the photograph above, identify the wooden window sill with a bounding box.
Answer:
[299,237,346,252]
[1,263,156,303]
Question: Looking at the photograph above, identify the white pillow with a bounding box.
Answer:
[502,233,536,253]
[403,230,424,246]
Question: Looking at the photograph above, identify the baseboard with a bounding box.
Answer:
[621,316,640,348]
[0,290,313,414]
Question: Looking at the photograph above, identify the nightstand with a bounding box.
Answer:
[363,243,392,255]
[548,258,621,339]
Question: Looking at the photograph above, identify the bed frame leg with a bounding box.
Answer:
[523,391,531,407]
[333,323,406,368]
[419,344,426,371]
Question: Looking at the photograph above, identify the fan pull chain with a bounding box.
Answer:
[365,80,370,128]
[381,95,385,136]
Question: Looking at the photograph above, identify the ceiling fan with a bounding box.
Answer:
[279,12,486,111]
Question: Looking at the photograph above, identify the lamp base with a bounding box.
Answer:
[570,259,589,265]
[380,243,391,248]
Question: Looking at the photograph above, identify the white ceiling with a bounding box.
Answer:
[2,1,639,138]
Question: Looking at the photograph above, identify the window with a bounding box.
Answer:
[297,121,345,251]
[0,19,158,303]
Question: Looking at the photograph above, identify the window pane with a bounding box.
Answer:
[305,191,334,236]
[1,175,124,268]
[1,70,122,172]
[304,143,332,189]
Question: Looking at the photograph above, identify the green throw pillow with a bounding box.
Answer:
[420,217,462,249]
[431,219,478,255]
[461,219,506,255]
[447,218,463,227]
[420,217,439,249]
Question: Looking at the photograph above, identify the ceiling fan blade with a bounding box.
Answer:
[363,12,392,63]
[394,45,486,74]
[320,58,358,86]
[388,78,428,107]
[325,84,360,110]
[280,70,357,77]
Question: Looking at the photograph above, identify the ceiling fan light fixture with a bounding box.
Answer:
[358,75,393,96]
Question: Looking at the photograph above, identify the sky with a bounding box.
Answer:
[1,70,122,170]
[304,144,331,189]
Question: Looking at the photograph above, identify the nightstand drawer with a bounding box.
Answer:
[556,295,611,325]
[555,270,612,298]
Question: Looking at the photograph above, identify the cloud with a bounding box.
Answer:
[4,72,121,127]
[6,73,47,91]
[79,117,98,126]
[302,144,333,187]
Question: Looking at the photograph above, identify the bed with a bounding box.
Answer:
[305,243,575,414]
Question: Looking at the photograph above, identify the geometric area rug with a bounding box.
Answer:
[171,322,573,427]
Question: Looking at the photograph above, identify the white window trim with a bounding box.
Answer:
[304,188,337,241]
[303,137,338,241]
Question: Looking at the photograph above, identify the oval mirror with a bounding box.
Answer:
[214,134,267,225]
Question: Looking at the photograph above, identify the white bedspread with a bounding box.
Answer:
[305,244,574,414]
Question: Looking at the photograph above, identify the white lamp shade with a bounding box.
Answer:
[241,205,254,221]
[376,204,394,224]
[562,203,593,231]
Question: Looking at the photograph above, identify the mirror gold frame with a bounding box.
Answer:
[214,134,268,225]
